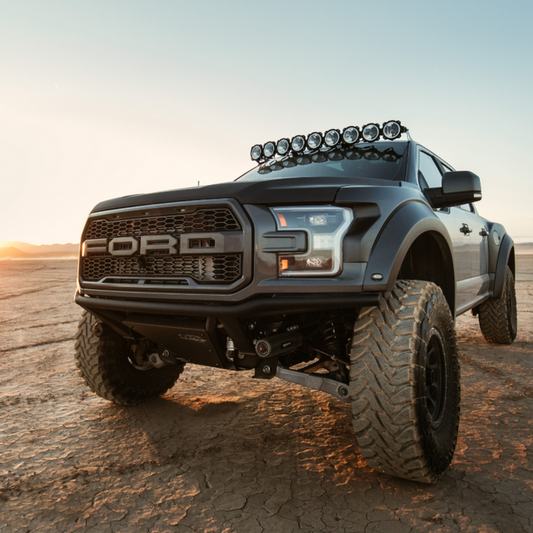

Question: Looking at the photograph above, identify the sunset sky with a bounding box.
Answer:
[1,0,532,245]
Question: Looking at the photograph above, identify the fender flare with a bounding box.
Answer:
[493,233,515,299]
[363,201,454,293]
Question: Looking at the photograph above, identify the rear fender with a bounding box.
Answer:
[492,233,515,299]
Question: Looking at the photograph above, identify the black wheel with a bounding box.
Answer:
[74,311,185,405]
[349,280,460,483]
[478,265,517,344]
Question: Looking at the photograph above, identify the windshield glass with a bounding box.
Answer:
[238,141,408,182]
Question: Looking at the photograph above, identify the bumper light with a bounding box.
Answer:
[271,206,353,277]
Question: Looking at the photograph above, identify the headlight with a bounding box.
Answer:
[270,206,353,277]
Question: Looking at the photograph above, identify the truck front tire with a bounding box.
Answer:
[478,265,517,344]
[75,311,185,405]
[349,280,460,483]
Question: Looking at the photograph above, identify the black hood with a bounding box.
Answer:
[91,177,401,213]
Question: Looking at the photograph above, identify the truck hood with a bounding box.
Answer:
[91,176,402,213]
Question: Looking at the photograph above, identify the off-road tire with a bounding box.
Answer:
[349,280,460,483]
[478,265,517,344]
[75,311,185,405]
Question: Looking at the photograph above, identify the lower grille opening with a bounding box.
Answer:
[82,254,241,284]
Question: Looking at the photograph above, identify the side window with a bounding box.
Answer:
[418,152,443,189]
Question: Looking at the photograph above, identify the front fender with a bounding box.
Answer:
[363,201,454,292]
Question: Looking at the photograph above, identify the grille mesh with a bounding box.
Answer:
[86,208,240,240]
[82,255,241,283]
[82,207,243,284]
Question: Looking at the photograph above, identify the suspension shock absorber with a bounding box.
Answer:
[321,312,348,359]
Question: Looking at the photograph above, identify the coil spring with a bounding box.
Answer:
[321,313,348,358]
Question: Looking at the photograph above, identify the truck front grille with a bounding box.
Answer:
[85,208,241,240]
[81,207,243,284]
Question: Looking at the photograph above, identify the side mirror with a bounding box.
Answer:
[425,171,482,208]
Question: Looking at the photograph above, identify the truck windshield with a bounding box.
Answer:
[237,141,408,182]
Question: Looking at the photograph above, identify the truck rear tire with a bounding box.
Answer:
[349,280,460,483]
[75,311,185,405]
[478,265,517,344]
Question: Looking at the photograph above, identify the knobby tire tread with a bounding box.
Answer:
[349,280,460,483]
[74,311,184,405]
[478,266,517,345]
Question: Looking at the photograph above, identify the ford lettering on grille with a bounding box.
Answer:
[81,207,244,284]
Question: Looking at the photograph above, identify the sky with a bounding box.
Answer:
[1,0,532,245]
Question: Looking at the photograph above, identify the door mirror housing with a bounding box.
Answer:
[425,171,482,208]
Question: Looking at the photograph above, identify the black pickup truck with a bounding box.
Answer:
[74,121,517,483]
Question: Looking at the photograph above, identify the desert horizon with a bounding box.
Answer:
[1,239,533,260]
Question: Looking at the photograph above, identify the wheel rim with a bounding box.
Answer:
[425,328,447,427]
[128,340,156,372]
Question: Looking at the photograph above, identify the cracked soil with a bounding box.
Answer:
[0,257,532,532]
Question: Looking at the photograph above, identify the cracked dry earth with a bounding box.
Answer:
[1,258,532,533]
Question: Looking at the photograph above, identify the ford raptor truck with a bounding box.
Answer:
[74,120,517,483]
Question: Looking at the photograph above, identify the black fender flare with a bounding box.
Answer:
[363,201,454,293]
[493,233,515,299]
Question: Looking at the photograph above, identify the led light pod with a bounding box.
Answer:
[324,129,341,147]
[276,138,290,155]
[263,141,275,158]
[307,132,323,150]
[342,126,360,144]
[251,144,262,161]
[382,120,402,140]
[291,135,306,152]
[362,123,380,142]
[270,206,353,277]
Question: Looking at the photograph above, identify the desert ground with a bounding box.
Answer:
[0,257,532,533]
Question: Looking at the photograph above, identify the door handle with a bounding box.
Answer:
[479,228,489,237]
[460,223,473,234]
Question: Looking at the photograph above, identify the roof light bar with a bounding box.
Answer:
[291,135,306,153]
[250,120,407,161]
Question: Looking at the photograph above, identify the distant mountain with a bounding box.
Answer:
[0,242,79,259]
[0,247,31,259]
[0,242,79,254]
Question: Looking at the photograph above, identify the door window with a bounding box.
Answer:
[418,152,443,189]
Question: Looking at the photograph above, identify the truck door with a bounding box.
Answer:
[418,151,476,314]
